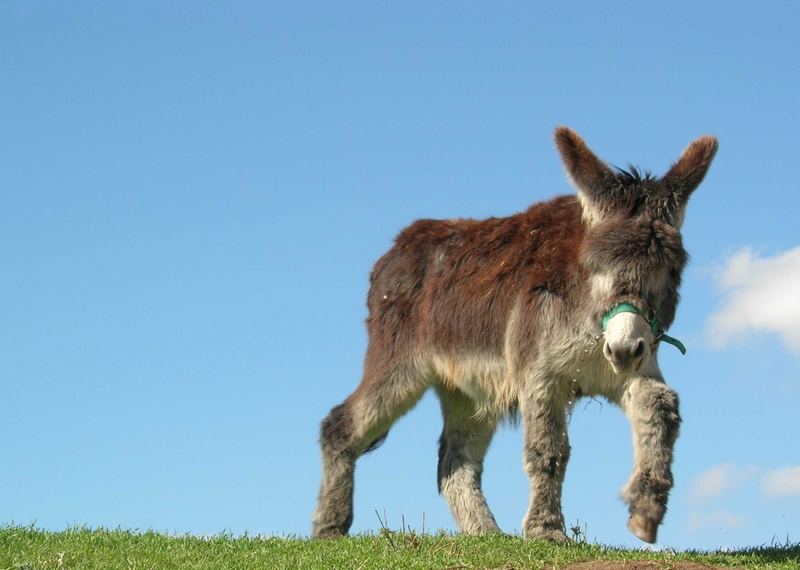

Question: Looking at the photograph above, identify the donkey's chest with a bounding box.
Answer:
[551,346,632,403]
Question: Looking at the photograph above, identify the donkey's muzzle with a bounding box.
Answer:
[603,337,647,373]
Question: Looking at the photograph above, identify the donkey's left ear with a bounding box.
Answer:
[554,127,614,197]
[664,135,718,201]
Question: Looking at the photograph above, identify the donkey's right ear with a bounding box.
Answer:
[554,127,613,197]
[663,135,718,203]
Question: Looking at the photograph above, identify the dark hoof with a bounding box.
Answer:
[627,514,657,543]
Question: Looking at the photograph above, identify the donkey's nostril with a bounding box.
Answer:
[603,338,647,372]
[603,341,613,361]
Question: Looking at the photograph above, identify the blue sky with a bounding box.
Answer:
[2,2,799,551]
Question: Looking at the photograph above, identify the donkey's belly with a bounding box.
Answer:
[430,352,515,413]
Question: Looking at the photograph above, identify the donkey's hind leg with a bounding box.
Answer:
[436,385,500,535]
[312,363,427,538]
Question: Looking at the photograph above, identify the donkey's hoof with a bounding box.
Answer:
[627,514,657,543]
[524,527,569,543]
[312,526,348,539]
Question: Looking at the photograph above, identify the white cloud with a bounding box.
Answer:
[690,463,757,502]
[761,466,800,497]
[687,509,746,531]
[706,246,800,353]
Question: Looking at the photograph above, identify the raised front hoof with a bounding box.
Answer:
[627,514,658,544]
[523,527,569,543]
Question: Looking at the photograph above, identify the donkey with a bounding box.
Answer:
[312,127,717,543]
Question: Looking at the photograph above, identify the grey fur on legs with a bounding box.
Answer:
[521,390,570,542]
[312,365,428,539]
[312,403,356,538]
[436,386,500,535]
[620,378,681,544]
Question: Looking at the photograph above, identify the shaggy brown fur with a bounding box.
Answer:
[312,127,717,543]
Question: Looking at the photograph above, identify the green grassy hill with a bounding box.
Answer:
[2,526,798,569]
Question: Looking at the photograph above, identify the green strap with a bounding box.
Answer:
[658,333,687,355]
[600,303,648,332]
[600,303,687,355]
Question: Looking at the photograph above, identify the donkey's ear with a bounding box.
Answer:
[664,135,718,201]
[554,127,613,196]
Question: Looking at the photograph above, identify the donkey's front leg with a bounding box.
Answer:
[520,385,570,542]
[620,377,681,543]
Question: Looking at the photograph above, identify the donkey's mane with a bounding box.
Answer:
[611,165,656,186]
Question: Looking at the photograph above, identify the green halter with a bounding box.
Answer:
[600,303,687,355]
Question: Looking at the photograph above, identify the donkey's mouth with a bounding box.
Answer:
[607,356,645,375]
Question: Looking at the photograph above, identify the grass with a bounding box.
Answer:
[1,525,798,570]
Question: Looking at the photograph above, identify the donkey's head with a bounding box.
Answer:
[555,127,717,374]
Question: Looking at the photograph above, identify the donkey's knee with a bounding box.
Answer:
[522,440,571,479]
[437,431,481,494]
[320,402,356,457]
[648,385,681,446]
[625,382,681,445]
